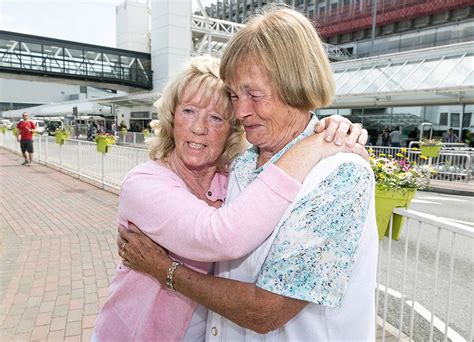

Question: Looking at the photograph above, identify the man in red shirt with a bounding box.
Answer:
[16,112,36,166]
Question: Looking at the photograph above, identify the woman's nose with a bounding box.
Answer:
[233,99,252,121]
[190,115,208,135]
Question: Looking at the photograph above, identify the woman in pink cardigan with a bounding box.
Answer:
[93,56,367,341]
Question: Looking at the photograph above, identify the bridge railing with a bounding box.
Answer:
[0,30,153,90]
[377,208,473,341]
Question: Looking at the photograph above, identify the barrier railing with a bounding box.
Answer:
[369,146,472,183]
[1,133,148,190]
[377,208,473,342]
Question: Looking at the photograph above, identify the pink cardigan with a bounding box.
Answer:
[94,161,301,341]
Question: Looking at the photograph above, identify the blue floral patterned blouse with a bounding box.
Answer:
[232,115,374,307]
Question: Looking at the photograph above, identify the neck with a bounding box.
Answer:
[256,110,311,167]
[165,152,217,200]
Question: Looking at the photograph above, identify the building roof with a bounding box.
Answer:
[330,41,474,108]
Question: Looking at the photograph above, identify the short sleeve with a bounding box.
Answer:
[256,162,373,308]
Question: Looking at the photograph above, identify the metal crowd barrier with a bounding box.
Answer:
[368,145,472,183]
[377,208,473,342]
[1,133,149,190]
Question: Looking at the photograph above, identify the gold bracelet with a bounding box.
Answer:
[166,260,182,291]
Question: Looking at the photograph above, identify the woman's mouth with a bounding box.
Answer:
[188,142,206,149]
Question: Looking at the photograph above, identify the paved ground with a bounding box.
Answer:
[1,149,119,341]
[0,148,421,341]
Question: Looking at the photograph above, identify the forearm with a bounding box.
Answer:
[121,166,300,262]
[153,263,307,334]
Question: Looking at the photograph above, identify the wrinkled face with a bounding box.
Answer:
[172,87,232,172]
[226,64,306,155]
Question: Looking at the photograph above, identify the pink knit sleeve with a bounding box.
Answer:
[118,163,301,262]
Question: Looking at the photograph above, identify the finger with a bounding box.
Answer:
[128,222,145,235]
[128,222,141,233]
[333,121,352,146]
[345,123,362,147]
[357,129,368,146]
[323,119,340,143]
[353,143,369,161]
[313,118,327,133]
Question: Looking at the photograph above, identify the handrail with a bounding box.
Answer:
[393,208,474,238]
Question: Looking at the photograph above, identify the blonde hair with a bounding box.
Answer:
[220,6,335,111]
[148,55,246,172]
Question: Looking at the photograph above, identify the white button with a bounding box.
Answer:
[211,326,218,336]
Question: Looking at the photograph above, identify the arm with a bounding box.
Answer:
[121,133,364,262]
[119,163,301,262]
[120,156,374,333]
[118,224,308,334]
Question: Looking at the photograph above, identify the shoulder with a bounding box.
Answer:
[122,160,183,190]
[313,153,372,182]
[299,153,373,198]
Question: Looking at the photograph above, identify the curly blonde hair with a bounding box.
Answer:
[148,55,247,172]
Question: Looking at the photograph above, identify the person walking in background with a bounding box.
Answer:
[443,128,459,143]
[381,126,390,146]
[16,112,36,166]
[390,126,402,147]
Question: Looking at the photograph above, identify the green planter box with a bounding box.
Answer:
[96,140,112,153]
[55,133,68,145]
[420,145,441,158]
[375,187,416,240]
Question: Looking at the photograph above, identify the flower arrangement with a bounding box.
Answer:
[120,127,128,136]
[0,126,7,134]
[370,148,434,240]
[142,128,150,138]
[369,148,433,191]
[95,133,117,145]
[420,138,442,146]
[54,127,70,138]
[54,127,70,145]
[419,138,442,157]
[95,132,117,153]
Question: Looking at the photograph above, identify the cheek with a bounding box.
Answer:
[213,127,232,152]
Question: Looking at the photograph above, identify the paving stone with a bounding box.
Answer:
[30,325,49,341]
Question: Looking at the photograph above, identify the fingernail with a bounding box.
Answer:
[347,139,354,146]
[325,134,332,142]
[335,138,342,146]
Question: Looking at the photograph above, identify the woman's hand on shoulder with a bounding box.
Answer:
[301,132,369,162]
[314,115,368,147]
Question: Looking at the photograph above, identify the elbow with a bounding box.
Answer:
[246,316,285,334]
[241,304,288,334]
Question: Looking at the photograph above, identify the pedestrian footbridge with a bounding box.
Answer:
[0,30,153,92]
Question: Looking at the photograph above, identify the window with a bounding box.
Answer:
[462,113,472,128]
[439,112,448,125]
[450,113,460,128]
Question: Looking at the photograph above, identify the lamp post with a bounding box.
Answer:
[370,0,378,55]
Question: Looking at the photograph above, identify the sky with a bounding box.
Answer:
[0,0,216,48]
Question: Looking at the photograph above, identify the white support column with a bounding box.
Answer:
[150,0,191,92]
